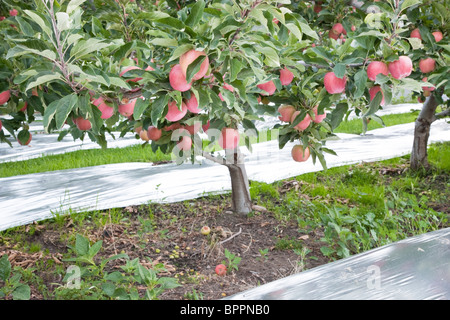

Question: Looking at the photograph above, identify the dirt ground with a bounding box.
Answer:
[0,194,332,300]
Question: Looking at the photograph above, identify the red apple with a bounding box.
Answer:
[419,58,436,73]
[9,9,18,17]
[351,25,356,32]
[202,120,210,133]
[147,126,162,141]
[369,85,385,106]
[291,145,310,162]
[75,117,92,131]
[218,127,240,150]
[118,99,136,117]
[291,112,311,131]
[278,105,296,122]
[279,67,294,85]
[432,31,443,43]
[0,90,11,105]
[312,106,326,123]
[19,102,28,112]
[324,72,346,94]
[410,28,421,40]
[139,129,149,141]
[215,264,227,276]
[388,56,413,79]
[183,122,201,135]
[367,61,389,81]
[185,94,201,113]
[257,80,276,95]
[179,49,209,81]
[176,131,192,151]
[166,100,188,122]
[169,64,192,92]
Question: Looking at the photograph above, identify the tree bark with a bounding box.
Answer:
[410,95,439,170]
[202,149,253,215]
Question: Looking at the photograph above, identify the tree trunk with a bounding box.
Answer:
[410,95,438,171]
[202,148,253,215]
[227,156,253,215]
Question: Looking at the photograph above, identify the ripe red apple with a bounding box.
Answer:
[9,9,18,16]
[279,67,294,86]
[202,120,210,133]
[119,66,143,82]
[324,72,347,94]
[92,97,114,119]
[278,105,296,122]
[176,132,192,151]
[418,96,425,103]
[369,85,385,106]
[388,56,413,79]
[351,25,356,32]
[185,94,201,113]
[75,117,92,131]
[215,264,227,276]
[179,49,209,81]
[419,58,436,73]
[118,99,136,117]
[147,126,162,141]
[218,127,240,150]
[329,31,339,40]
[367,61,389,81]
[200,226,211,235]
[163,122,182,132]
[421,77,435,92]
[410,28,421,40]
[291,145,310,162]
[0,90,11,105]
[331,23,344,36]
[432,31,443,43]
[166,100,188,122]
[257,80,276,95]
[291,111,311,131]
[169,64,192,92]
[312,106,326,123]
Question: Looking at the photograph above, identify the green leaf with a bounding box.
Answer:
[12,285,30,301]
[151,95,169,126]
[15,17,34,36]
[353,69,367,99]
[26,73,63,93]
[185,55,206,83]
[75,234,90,256]
[299,22,319,40]
[55,94,78,130]
[364,92,382,117]
[43,100,59,133]
[70,38,113,61]
[149,38,178,47]
[330,103,348,130]
[0,255,11,281]
[258,47,280,68]
[400,0,422,12]
[133,98,150,120]
[23,10,52,38]
[67,0,87,15]
[88,240,103,258]
[333,63,346,79]
[185,0,205,27]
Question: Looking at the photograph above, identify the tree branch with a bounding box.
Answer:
[435,108,450,120]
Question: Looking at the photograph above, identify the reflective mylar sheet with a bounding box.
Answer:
[225,227,450,300]
[0,117,449,232]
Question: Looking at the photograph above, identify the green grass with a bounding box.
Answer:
[0,143,171,178]
[0,109,431,178]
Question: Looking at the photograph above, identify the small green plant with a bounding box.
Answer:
[0,255,31,300]
[55,234,180,300]
[184,289,204,300]
[222,249,241,272]
[257,248,269,261]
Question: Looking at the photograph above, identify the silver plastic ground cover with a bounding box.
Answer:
[0,119,448,232]
[224,227,450,300]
